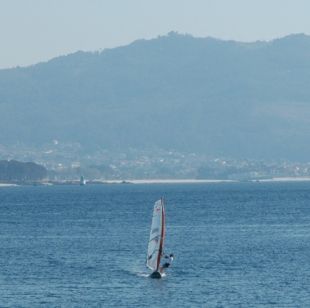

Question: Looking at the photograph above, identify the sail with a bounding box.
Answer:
[80,176,86,185]
[146,199,165,271]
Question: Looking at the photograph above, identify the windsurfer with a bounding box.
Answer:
[160,253,174,272]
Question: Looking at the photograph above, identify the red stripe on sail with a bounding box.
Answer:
[156,198,165,271]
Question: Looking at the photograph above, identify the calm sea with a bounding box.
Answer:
[0,183,309,307]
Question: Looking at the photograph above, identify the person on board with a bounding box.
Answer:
[160,253,174,272]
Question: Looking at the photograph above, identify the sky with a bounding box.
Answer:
[0,0,310,68]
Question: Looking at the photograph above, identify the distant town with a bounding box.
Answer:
[1,141,310,184]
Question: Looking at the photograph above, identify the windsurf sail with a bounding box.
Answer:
[146,198,165,272]
[80,175,86,185]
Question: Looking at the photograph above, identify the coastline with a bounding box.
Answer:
[94,177,310,184]
[257,177,310,182]
[2,177,310,187]
[102,179,236,184]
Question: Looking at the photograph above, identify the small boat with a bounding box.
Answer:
[80,176,86,186]
[146,198,165,278]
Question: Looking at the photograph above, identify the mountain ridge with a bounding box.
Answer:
[1,32,310,161]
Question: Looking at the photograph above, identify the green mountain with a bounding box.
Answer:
[1,32,310,160]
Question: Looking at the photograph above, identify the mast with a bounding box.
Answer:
[156,198,165,271]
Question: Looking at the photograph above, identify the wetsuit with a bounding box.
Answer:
[162,255,173,268]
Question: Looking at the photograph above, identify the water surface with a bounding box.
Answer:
[0,183,309,307]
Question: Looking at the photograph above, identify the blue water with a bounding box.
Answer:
[0,183,310,307]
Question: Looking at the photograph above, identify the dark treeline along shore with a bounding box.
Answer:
[0,160,46,183]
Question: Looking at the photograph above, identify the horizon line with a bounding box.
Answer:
[0,31,308,71]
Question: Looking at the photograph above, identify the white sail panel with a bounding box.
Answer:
[146,199,165,271]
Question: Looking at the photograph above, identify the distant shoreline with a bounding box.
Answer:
[1,179,233,186]
[2,177,310,187]
[257,177,310,182]
[103,179,235,184]
[94,177,310,184]
[0,183,18,187]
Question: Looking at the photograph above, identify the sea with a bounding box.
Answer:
[0,182,309,307]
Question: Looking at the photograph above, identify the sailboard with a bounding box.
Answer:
[146,198,165,278]
[80,175,86,185]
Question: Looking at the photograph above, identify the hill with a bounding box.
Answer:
[1,32,310,161]
[0,160,47,182]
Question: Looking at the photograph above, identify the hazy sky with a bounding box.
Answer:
[1,0,310,68]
